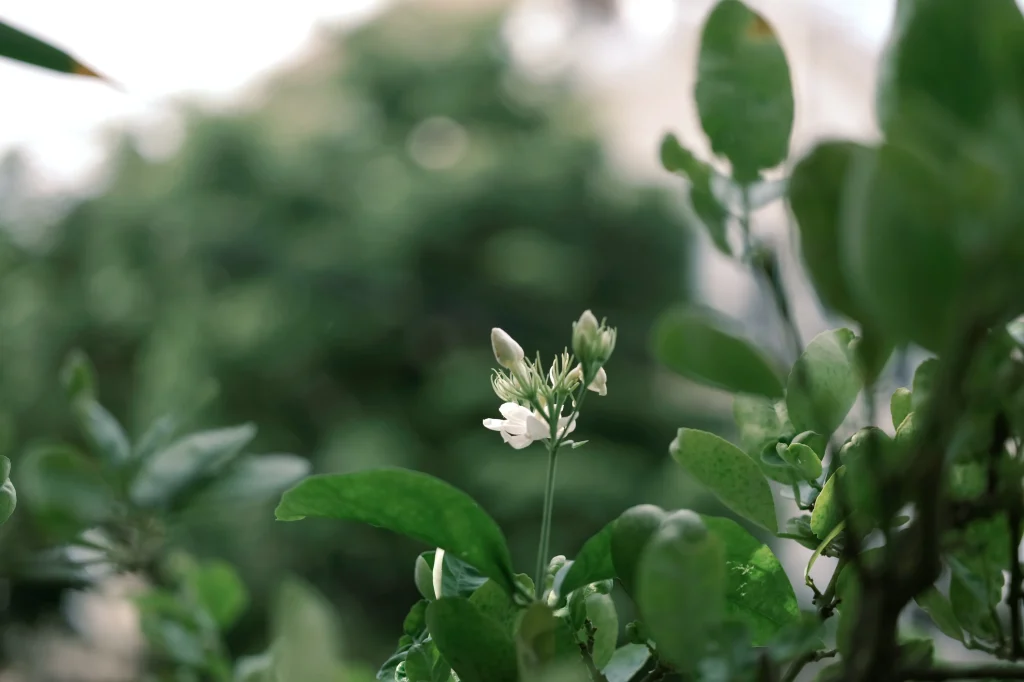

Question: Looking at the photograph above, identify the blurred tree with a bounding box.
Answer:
[0,5,712,667]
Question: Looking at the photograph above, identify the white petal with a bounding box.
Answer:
[505,432,534,449]
[587,367,608,396]
[502,421,528,436]
[526,414,550,440]
[499,402,532,420]
[559,415,577,436]
[432,548,446,599]
[482,418,506,432]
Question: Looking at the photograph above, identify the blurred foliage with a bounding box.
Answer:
[0,6,708,665]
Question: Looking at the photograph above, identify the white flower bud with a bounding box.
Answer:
[572,310,599,359]
[432,548,446,599]
[491,328,525,370]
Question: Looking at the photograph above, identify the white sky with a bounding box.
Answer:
[0,0,895,193]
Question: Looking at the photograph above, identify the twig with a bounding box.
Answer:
[577,641,609,682]
[781,649,838,682]
[901,664,1024,680]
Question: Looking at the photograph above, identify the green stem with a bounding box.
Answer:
[535,441,559,599]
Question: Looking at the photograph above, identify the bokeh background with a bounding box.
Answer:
[0,0,900,679]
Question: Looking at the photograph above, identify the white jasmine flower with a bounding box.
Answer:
[587,366,608,396]
[491,328,525,370]
[483,402,576,449]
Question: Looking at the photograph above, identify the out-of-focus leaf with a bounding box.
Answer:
[786,329,861,436]
[18,444,112,533]
[0,21,107,79]
[661,134,732,255]
[427,597,518,682]
[187,454,311,509]
[185,559,249,630]
[72,398,131,467]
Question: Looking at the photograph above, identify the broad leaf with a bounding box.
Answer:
[276,469,517,594]
[914,587,964,643]
[809,467,846,540]
[0,20,106,79]
[786,329,860,436]
[72,398,131,467]
[134,415,178,461]
[131,424,256,508]
[584,593,618,669]
[890,387,912,430]
[670,429,777,532]
[18,444,113,533]
[636,511,725,672]
[610,504,668,597]
[602,644,650,682]
[654,306,784,399]
[660,134,732,255]
[186,454,311,508]
[515,601,581,676]
[695,0,794,184]
[427,598,518,682]
[702,516,799,644]
[556,521,616,599]
[733,395,792,457]
[439,552,489,599]
[469,577,531,636]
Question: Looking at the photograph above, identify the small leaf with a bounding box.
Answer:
[786,329,861,436]
[778,443,822,481]
[891,387,912,430]
[0,477,16,526]
[810,468,846,540]
[427,598,518,682]
[186,454,311,509]
[18,444,112,533]
[185,560,248,630]
[416,551,437,602]
[439,552,489,599]
[660,134,732,256]
[134,415,178,461]
[654,306,784,399]
[276,469,517,595]
[610,505,669,596]
[914,587,964,643]
[602,644,650,682]
[695,0,794,184]
[59,350,96,402]
[556,521,616,599]
[733,395,791,458]
[636,510,725,672]
[131,424,256,508]
[912,358,939,413]
[670,429,777,532]
[72,399,131,467]
[0,20,107,79]
[584,593,618,669]
[702,515,800,644]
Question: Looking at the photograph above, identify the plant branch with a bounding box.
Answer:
[782,649,837,682]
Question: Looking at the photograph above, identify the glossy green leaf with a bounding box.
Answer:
[439,552,489,599]
[276,469,517,594]
[405,641,447,682]
[670,429,777,532]
[891,387,912,430]
[695,0,794,184]
[654,307,784,399]
[786,329,860,436]
[584,593,618,669]
[636,510,725,672]
[660,133,732,255]
[187,454,311,508]
[556,521,616,599]
[131,424,256,508]
[733,395,791,458]
[185,560,248,630]
[416,551,438,602]
[788,140,872,320]
[0,20,106,79]
[610,504,668,597]
[469,576,531,636]
[602,644,650,682]
[425,598,517,682]
[0,476,15,526]
[912,358,939,412]
[810,467,846,540]
[73,398,131,467]
[778,442,822,481]
[914,587,964,643]
[702,515,799,644]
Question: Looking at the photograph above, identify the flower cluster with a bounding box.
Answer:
[483,311,616,450]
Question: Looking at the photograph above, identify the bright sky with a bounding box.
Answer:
[0,0,895,193]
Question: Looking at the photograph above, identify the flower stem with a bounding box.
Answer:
[535,439,559,599]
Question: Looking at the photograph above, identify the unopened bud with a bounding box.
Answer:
[572,310,600,359]
[491,328,525,370]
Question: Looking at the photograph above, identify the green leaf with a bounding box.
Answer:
[18,444,113,533]
[914,587,964,643]
[584,593,618,669]
[134,415,178,461]
[778,443,822,481]
[0,476,15,526]
[912,358,939,413]
[427,598,518,682]
[702,515,799,644]
[276,469,517,595]
[416,552,437,602]
[59,350,96,402]
[788,140,872,320]
[610,505,669,597]
[695,0,794,184]
[809,467,846,540]
[405,641,447,682]
[636,510,725,672]
[439,552,489,599]
[514,601,580,676]
[660,134,732,256]
[670,429,777,532]
[653,306,784,399]
[272,578,344,682]
[556,521,616,599]
[602,644,650,682]
[891,388,912,430]
[841,142,964,353]
[184,560,249,631]
[0,20,106,79]
[187,454,311,509]
[469,577,529,636]
[786,329,860,436]
[72,398,131,467]
[131,424,257,508]
[733,396,791,458]
[234,650,276,682]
